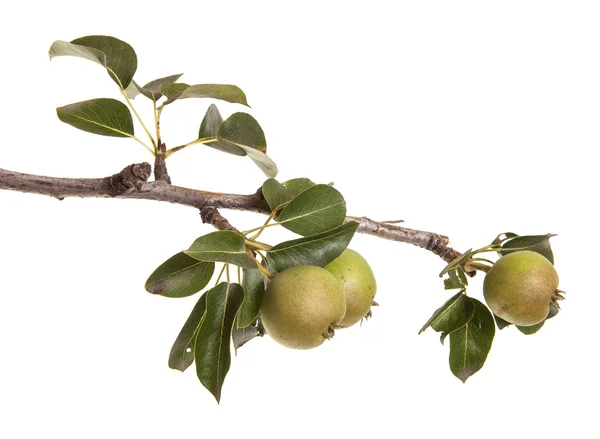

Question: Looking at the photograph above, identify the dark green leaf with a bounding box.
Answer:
[283,178,317,196]
[493,314,512,330]
[129,73,184,100]
[218,112,266,152]
[145,252,215,298]
[262,178,293,211]
[277,184,346,236]
[49,36,137,89]
[160,83,249,106]
[419,291,474,336]
[266,222,359,273]
[443,268,468,290]
[185,231,256,269]
[56,98,134,137]
[195,282,244,403]
[168,291,208,372]
[198,105,244,156]
[449,298,495,383]
[499,234,556,264]
[237,269,265,328]
[232,318,264,353]
[439,249,473,277]
[516,321,545,335]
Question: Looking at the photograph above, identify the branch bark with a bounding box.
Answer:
[0,165,462,263]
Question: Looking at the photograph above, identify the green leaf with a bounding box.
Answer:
[419,291,474,336]
[493,314,512,330]
[195,282,244,403]
[499,233,556,264]
[185,231,256,269]
[449,298,495,383]
[277,184,346,236]
[262,178,293,211]
[198,104,245,156]
[439,249,473,277]
[443,268,468,290]
[129,73,184,100]
[197,110,278,177]
[266,221,359,273]
[160,83,249,106]
[232,318,264,353]
[145,252,215,298]
[56,98,134,137]
[168,291,208,372]
[49,36,137,89]
[237,269,265,328]
[516,321,545,335]
[283,178,317,196]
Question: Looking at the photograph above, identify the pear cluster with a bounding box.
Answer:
[260,249,377,349]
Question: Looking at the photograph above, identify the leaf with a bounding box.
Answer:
[232,318,264,353]
[145,252,215,298]
[449,298,495,383]
[262,178,293,211]
[443,268,468,290]
[237,269,265,328]
[168,291,208,372]
[499,233,556,264]
[439,249,473,277]
[185,231,256,269]
[49,35,137,89]
[266,221,359,273]
[160,83,249,106]
[516,321,545,335]
[198,105,245,156]
[197,111,278,177]
[493,314,512,330]
[283,178,317,196]
[277,184,346,236]
[129,73,184,100]
[419,291,474,336]
[195,282,244,403]
[56,98,134,137]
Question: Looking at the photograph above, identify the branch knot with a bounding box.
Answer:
[106,162,151,196]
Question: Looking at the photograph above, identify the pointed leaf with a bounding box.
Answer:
[49,36,137,88]
[145,252,215,298]
[449,298,495,383]
[262,178,293,211]
[235,144,278,178]
[493,314,512,330]
[277,184,346,236]
[499,234,556,264]
[443,268,468,290]
[195,282,244,403]
[439,249,473,277]
[419,291,474,335]
[185,231,256,269]
[168,291,208,372]
[161,83,249,106]
[283,178,317,196]
[130,73,184,100]
[56,98,134,137]
[232,318,264,353]
[266,221,359,272]
[516,321,545,335]
[199,105,244,156]
[237,269,266,328]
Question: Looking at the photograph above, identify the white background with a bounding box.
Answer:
[1,1,598,438]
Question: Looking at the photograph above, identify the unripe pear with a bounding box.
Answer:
[261,265,346,349]
[325,249,377,328]
[483,251,560,326]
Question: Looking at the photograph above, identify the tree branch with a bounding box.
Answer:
[0,165,462,263]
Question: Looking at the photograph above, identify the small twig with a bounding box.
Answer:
[200,206,239,232]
